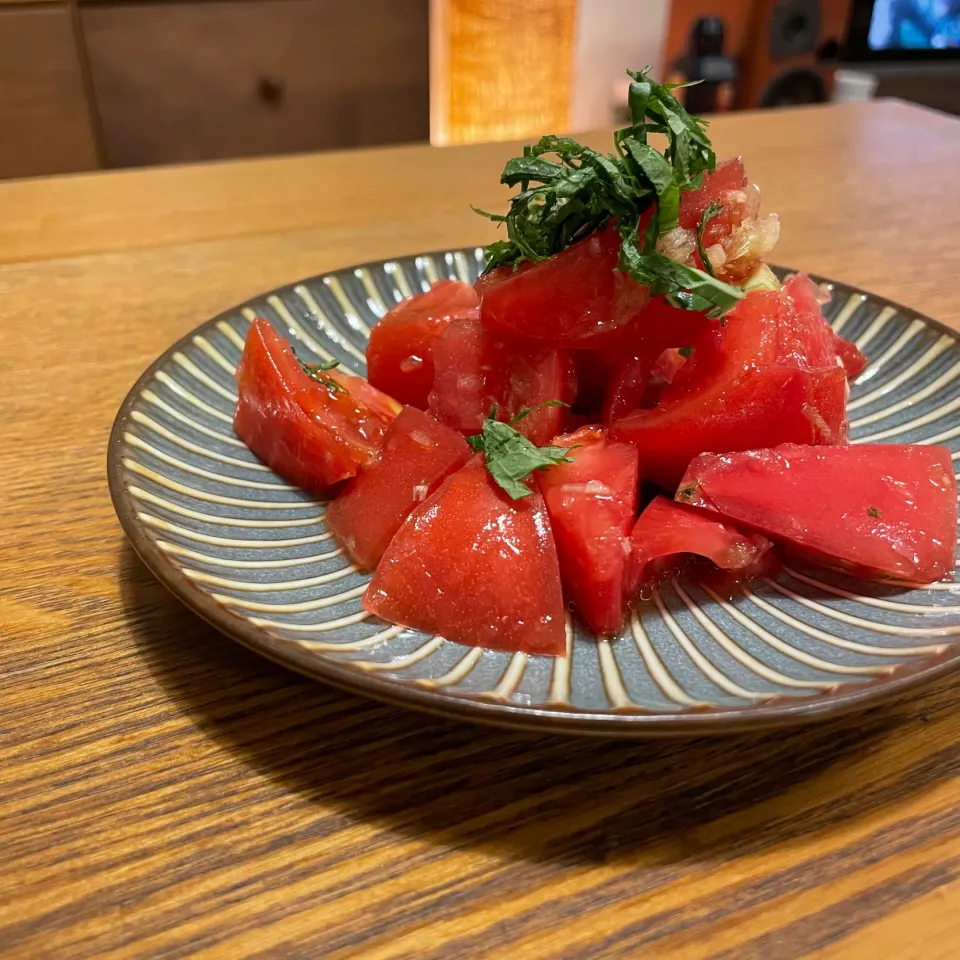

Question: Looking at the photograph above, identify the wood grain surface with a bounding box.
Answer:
[0,3,99,179]
[3,100,960,959]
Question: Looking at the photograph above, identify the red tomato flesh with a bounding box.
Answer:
[832,333,868,378]
[536,426,639,635]
[625,496,772,596]
[366,280,479,409]
[427,314,574,445]
[610,280,848,491]
[679,444,957,583]
[678,157,748,237]
[594,296,710,420]
[601,346,690,425]
[325,406,471,568]
[476,224,650,348]
[364,456,566,654]
[234,318,400,493]
[781,272,867,378]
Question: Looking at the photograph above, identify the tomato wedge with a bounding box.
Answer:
[234,318,400,493]
[325,406,471,568]
[679,444,957,583]
[475,224,650,348]
[536,426,639,634]
[427,314,575,445]
[366,280,479,409]
[625,496,772,595]
[364,456,566,654]
[779,272,867,378]
[610,282,848,490]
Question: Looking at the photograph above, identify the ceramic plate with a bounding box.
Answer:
[108,251,960,736]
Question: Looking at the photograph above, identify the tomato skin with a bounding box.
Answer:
[536,427,639,635]
[624,496,772,596]
[609,283,848,491]
[234,318,400,493]
[427,315,575,445]
[679,444,957,583]
[325,406,471,568]
[366,280,479,409]
[476,225,650,348]
[364,456,566,654]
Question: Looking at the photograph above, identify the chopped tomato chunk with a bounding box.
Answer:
[678,158,749,234]
[625,496,772,595]
[476,225,650,348]
[833,334,867,378]
[679,444,957,583]
[234,318,400,493]
[364,456,566,654]
[326,406,471,568]
[537,426,639,634]
[610,280,848,490]
[427,315,574,445]
[366,280,479,409]
[661,157,780,282]
[602,355,650,425]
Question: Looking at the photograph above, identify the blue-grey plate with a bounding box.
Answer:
[107,251,960,736]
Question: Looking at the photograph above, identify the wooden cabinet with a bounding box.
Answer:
[0,4,99,179]
[0,0,428,179]
[81,0,430,168]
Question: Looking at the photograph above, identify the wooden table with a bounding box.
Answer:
[4,100,960,959]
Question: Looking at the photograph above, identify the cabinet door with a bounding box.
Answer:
[81,0,429,168]
[0,5,99,179]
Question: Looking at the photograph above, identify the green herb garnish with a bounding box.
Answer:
[868,506,882,519]
[467,404,576,500]
[294,350,348,395]
[678,346,693,358]
[696,201,724,279]
[475,68,745,318]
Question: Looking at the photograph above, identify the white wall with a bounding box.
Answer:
[571,0,671,131]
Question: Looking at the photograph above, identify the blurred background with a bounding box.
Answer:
[1,0,958,180]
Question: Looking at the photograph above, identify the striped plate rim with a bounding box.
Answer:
[107,256,960,737]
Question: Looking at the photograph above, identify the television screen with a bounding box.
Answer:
[868,0,960,50]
